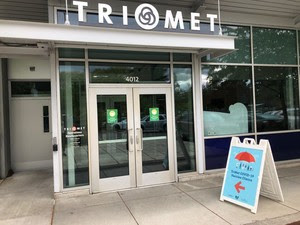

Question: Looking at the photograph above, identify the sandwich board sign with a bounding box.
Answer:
[220,137,284,213]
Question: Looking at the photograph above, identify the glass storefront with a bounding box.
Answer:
[59,61,89,188]
[59,50,196,188]
[202,26,300,170]
[58,24,300,188]
[173,65,196,173]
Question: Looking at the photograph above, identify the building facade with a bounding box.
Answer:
[0,0,299,193]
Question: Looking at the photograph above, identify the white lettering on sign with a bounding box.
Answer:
[73,1,88,22]
[123,6,128,26]
[164,10,184,30]
[191,13,201,31]
[98,3,113,24]
[207,14,218,32]
[72,1,218,32]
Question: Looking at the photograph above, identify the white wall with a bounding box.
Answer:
[8,58,50,80]
[9,58,52,171]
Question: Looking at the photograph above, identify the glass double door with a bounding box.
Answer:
[89,87,175,192]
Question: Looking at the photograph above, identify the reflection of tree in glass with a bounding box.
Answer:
[203,25,251,64]
[202,65,254,133]
[255,67,300,132]
[253,28,297,65]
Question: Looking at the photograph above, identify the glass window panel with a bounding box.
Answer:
[89,62,170,84]
[140,95,169,173]
[57,10,80,25]
[173,53,192,62]
[97,95,129,178]
[255,67,300,132]
[59,48,85,59]
[202,25,251,64]
[60,61,89,188]
[43,117,50,133]
[11,81,50,97]
[253,28,297,65]
[202,65,254,136]
[88,49,170,61]
[173,65,196,173]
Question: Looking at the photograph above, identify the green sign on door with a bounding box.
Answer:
[107,109,118,123]
[149,108,159,121]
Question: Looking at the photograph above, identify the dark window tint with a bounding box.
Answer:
[88,49,170,61]
[11,81,50,97]
[43,106,49,133]
[173,53,192,62]
[59,48,85,59]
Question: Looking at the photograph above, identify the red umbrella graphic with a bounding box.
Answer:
[235,152,255,163]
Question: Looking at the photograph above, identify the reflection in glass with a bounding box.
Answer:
[255,67,300,132]
[140,95,169,173]
[89,63,170,84]
[60,62,89,188]
[202,25,251,64]
[97,95,129,178]
[202,65,254,136]
[11,81,51,97]
[89,49,170,61]
[59,48,85,59]
[253,28,297,65]
[173,65,196,173]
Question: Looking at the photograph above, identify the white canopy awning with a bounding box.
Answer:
[0,19,235,57]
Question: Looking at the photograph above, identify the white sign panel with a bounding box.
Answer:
[220,137,284,213]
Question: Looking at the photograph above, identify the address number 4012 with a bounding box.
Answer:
[126,76,139,83]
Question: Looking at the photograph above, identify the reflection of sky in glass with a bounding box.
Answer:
[174,68,192,91]
[60,65,84,73]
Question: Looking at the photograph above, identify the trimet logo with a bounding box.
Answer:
[135,4,159,30]
[72,1,218,32]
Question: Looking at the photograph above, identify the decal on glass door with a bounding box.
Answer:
[149,108,159,121]
[107,109,118,123]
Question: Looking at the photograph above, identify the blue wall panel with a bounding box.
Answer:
[205,136,255,170]
[258,132,300,161]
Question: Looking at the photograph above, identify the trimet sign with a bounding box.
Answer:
[73,1,218,32]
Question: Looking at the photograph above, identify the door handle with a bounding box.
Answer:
[140,128,143,151]
[128,129,134,152]
[136,128,143,151]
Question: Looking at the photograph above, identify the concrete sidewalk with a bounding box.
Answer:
[1,165,300,225]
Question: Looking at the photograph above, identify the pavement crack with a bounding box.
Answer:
[118,192,140,225]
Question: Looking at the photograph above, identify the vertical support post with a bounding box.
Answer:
[50,46,61,192]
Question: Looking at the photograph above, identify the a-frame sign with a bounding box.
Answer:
[220,137,284,213]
